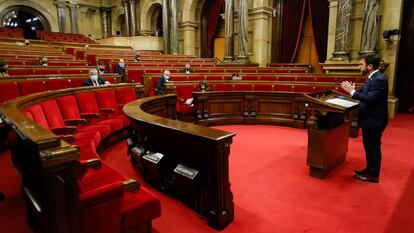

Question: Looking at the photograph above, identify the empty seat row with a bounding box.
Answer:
[170,82,348,115]
[0,77,118,104]
[18,86,160,233]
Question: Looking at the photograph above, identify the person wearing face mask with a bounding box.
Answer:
[39,56,48,66]
[114,58,126,79]
[155,70,171,95]
[83,69,110,86]
[182,63,194,74]
[96,62,108,74]
[0,60,9,77]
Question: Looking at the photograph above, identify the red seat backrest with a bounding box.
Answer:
[40,100,66,128]
[95,90,118,110]
[24,105,50,129]
[254,84,273,91]
[175,85,196,100]
[0,82,21,104]
[18,80,47,95]
[70,79,86,88]
[56,95,82,120]
[75,92,100,114]
[234,84,253,91]
[116,88,136,105]
[214,84,234,91]
[46,79,71,90]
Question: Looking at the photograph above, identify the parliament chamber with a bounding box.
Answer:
[0,0,414,233]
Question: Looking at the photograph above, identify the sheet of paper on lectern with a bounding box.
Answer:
[325,98,358,108]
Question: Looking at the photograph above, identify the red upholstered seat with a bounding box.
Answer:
[0,82,21,104]
[121,188,161,232]
[234,84,253,91]
[75,92,100,116]
[70,79,86,88]
[56,95,83,122]
[116,88,136,106]
[23,105,50,129]
[274,85,294,92]
[46,79,71,90]
[18,80,47,95]
[79,163,127,233]
[254,84,273,91]
[214,84,234,91]
[95,90,129,127]
[80,180,124,233]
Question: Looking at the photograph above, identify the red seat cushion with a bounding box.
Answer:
[121,188,161,232]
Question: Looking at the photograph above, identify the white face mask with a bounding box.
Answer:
[91,75,98,81]
[119,63,125,67]
[164,75,170,81]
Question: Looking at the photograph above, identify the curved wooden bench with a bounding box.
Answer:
[0,84,160,233]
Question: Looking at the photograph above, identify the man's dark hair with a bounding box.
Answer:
[0,60,8,67]
[360,53,380,70]
[97,62,105,66]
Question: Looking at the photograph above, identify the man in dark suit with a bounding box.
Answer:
[182,63,194,74]
[83,69,110,86]
[114,59,126,78]
[155,70,170,95]
[341,53,388,183]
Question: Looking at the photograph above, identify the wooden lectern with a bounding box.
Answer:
[303,90,360,178]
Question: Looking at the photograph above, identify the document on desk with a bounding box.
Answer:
[325,98,358,108]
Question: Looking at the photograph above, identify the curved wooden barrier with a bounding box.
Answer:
[123,95,235,230]
[0,84,164,233]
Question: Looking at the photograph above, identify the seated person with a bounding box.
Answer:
[39,56,48,66]
[114,59,126,78]
[0,60,9,77]
[155,70,171,95]
[230,72,242,80]
[96,62,108,74]
[182,63,194,74]
[135,54,141,62]
[83,69,110,86]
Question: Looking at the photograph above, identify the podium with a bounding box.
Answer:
[303,90,360,178]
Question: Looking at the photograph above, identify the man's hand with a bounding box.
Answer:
[340,81,355,95]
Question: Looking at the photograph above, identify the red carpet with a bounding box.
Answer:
[1,114,414,233]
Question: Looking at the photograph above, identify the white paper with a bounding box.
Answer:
[325,98,358,108]
[185,98,194,105]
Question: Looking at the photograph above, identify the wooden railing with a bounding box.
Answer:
[123,95,235,230]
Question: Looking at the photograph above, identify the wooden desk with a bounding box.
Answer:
[123,95,235,230]
[193,91,306,128]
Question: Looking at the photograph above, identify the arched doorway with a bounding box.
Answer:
[200,0,224,58]
[0,6,50,39]
[116,14,126,36]
[150,4,163,37]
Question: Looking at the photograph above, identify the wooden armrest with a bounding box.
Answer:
[178,98,185,102]
[99,108,115,114]
[80,113,100,119]
[60,135,75,143]
[51,126,77,135]
[123,179,140,193]
[64,119,88,126]
[80,159,102,176]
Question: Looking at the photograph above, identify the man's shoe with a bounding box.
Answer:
[354,169,367,175]
[353,173,379,183]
